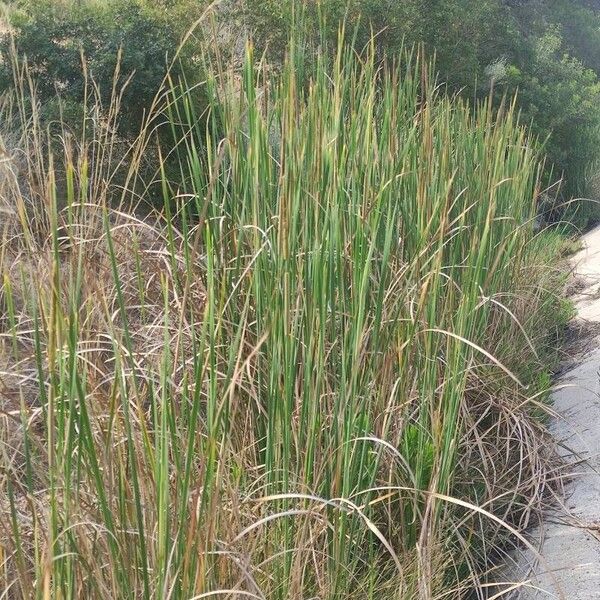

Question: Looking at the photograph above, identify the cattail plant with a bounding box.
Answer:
[0,32,563,600]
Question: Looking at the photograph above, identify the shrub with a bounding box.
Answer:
[0,0,186,135]
[506,29,600,226]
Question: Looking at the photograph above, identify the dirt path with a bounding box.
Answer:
[511,226,600,598]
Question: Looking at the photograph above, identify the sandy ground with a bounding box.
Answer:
[506,226,600,599]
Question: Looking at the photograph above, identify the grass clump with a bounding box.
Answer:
[0,38,566,599]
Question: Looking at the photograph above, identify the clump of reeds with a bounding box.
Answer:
[0,35,565,600]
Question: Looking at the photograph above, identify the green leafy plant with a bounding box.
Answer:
[0,0,187,135]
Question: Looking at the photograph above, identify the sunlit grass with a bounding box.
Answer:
[0,37,566,599]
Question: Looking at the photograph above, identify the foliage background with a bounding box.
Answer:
[3,0,600,225]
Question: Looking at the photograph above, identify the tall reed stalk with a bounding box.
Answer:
[0,37,560,600]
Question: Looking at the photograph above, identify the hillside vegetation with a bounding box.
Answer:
[4,0,600,225]
[0,1,586,598]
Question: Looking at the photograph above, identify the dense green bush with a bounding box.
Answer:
[503,29,600,224]
[239,0,520,93]
[0,0,187,135]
